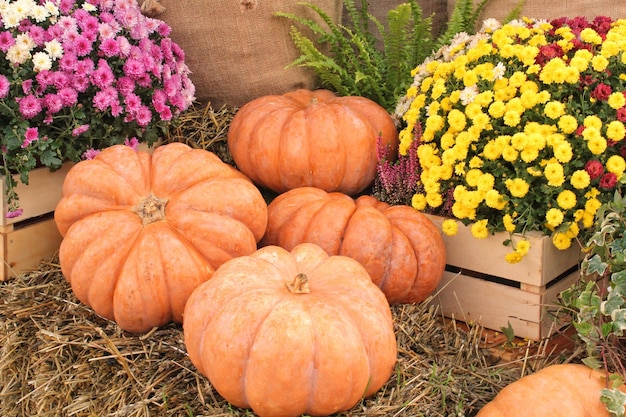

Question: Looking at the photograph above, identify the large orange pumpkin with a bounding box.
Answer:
[54,143,268,333]
[227,89,398,196]
[477,363,626,417]
[183,243,397,417]
[260,187,446,304]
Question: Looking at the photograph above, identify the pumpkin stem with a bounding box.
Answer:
[286,273,311,294]
[132,194,169,225]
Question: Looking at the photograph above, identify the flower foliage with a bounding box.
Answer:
[394,15,626,262]
[0,0,195,216]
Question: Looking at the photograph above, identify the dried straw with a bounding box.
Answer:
[0,257,576,417]
[161,103,237,165]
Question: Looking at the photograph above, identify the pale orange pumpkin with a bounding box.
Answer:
[227,88,398,196]
[477,364,626,417]
[54,143,268,333]
[260,187,446,304]
[183,243,398,417]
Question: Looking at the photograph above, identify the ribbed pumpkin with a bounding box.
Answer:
[183,243,397,417]
[54,143,268,334]
[261,187,446,304]
[477,364,626,417]
[227,88,398,196]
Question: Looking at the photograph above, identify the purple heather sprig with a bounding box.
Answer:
[0,0,196,218]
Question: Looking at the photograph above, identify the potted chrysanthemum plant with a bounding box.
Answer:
[0,0,195,218]
[391,15,626,263]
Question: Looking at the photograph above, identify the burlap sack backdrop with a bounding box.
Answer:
[448,0,626,27]
[345,0,449,50]
[143,0,343,109]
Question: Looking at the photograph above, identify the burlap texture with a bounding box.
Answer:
[448,0,626,27]
[149,1,342,108]
[343,0,449,45]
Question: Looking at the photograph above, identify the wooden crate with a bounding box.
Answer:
[0,162,73,227]
[0,215,63,281]
[425,214,583,341]
[0,164,71,281]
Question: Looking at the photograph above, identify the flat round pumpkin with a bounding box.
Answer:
[261,187,446,304]
[477,363,626,417]
[183,243,398,417]
[54,143,268,333]
[227,88,399,196]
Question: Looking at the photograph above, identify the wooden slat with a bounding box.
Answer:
[1,216,62,281]
[424,214,582,287]
[429,270,580,341]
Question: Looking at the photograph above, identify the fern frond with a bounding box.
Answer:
[467,0,491,31]
[503,0,526,23]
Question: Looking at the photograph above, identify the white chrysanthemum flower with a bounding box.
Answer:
[492,62,506,80]
[6,44,31,65]
[45,39,64,60]
[32,51,52,72]
[2,8,21,27]
[460,85,479,105]
[82,2,97,12]
[43,1,59,17]
[10,0,36,20]
[15,33,35,51]
[480,18,502,32]
[31,5,50,22]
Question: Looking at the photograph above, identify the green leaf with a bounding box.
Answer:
[585,254,609,276]
[600,388,626,417]
[39,149,63,168]
[610,307,626,336]
[500,321,515,343]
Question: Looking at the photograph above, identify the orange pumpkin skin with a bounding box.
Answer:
[477,364,626,417]
[183,243,397,417]
[54,143,268,334]
[227,89,398,196]
[260,187,446,304]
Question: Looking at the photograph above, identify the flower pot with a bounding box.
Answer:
[426,214,583,341]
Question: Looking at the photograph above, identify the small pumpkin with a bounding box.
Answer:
[477,363,626,417]
[183,243,397,417]
[260,187,446,304]
[227,88,398,196]
[54,143,268,333]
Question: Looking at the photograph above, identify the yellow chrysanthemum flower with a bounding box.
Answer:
[606,120,626,141]
[505,251,523,264]
[570,170,591,189]
[441,219,458,236]
[411,193,427,211]
[608,92,626,109]
[552,231,572,250]
[556,190,577,210]
[505,178,530,198]
[544,101,566,119]
[544,162,565,187]
[470,219,489,239]
[606,155,626,176]
[545,207,564,227]
[515,239,531,256]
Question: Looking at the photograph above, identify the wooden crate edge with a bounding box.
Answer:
[428,269,580,341]
[1,215,62,281]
